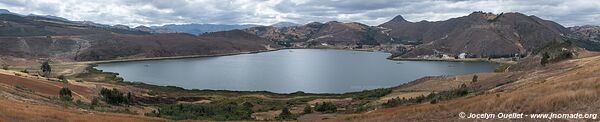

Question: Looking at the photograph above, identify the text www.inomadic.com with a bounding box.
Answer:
[459,112,598,120]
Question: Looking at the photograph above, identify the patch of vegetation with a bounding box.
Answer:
[99,88,132,105]
[303,105,312,114]
[97,108,138,115]
[145,102,254,121]
[276,107,293,120]
[20,69,29,73]
[58,75,68,83]
[349,88,392,100]
[541,52,550,66]
[41,61,52,77]
[1,64,8,70]
[59,87,73,101]
[383,84,471,108]
[314,102,337,113]
[472,75,478,83]
[494,63,510,72]
[75,64,123,82]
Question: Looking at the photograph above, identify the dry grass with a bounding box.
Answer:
[0,96,166,122]
[331,53,600,121]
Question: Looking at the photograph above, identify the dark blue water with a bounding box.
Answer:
[96,49,497,93]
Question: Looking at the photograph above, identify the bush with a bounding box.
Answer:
[303,105,312,114]
[350,88,392,100]
[20,69,29,73]
[314,102,337,113]
[99,88,132,104]
[277,107,293,120]
[147,102,253,120]
[58,75,68,83]
[59,87,73,101]
[90,97,99,109]
[472,75,478,83]
[541,52,550,66]
[41,61,51,76]
[1,64,8,70]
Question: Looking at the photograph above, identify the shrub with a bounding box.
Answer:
[20,69,29,73]
[41,61,51,76]
[147,102,253,120]
[277,107,293,120]
[90,97,99,109]
[1,64,8,70]
[472,75,478,83]
[541,52,550,66]
[303,105,312,114]
[58,75,68,83]
[59,87,73,101]
[314,102,337,113]
[99,88,131,104]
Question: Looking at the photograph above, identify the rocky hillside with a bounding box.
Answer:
[0,13,277,61]
[243,21,396,50]
[568,25,600,50]
[380,12,570,58]
[242,12,584,58]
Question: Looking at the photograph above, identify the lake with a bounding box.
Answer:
[96,49,497,93]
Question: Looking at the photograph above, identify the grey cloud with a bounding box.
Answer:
[0,0,599,27]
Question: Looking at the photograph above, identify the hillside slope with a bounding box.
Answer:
[380,12,570,58]
[331,51,600,121]
[0,14,278,61]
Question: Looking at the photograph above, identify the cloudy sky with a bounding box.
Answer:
[1,0,599,27]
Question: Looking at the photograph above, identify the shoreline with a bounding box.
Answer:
[83,47,387,65]
[390,57,515,64]
[83,49,284,64]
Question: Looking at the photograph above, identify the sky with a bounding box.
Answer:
[0,0,599,27]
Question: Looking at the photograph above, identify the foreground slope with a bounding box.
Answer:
[331,51,600,121]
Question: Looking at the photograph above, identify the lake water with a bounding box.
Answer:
[96,49,497,93]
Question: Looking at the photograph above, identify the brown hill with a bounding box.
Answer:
[243,21,394,48]
[380,12,570,58]
[0,14,277,61]
[568,25,600,50]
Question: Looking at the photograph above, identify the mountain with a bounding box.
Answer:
[567,25,600,51]
[270,22,300,28]
[151,23,261,35]
[0,9,19,16]
[243,21,399,51]
[570,25,600,43]
[379,12,571,58]
[0,13,278,61]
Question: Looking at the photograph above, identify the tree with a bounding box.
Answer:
[90,97,99,109]
[472,75,478,83]
[303,105,312,114]
[59,87,72,101]
[541,52,550,66]
[41,61,51,77]
[99,88,130,104]
[314,102,337,113]
[1,64,8,70]
[278,107,293,120]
